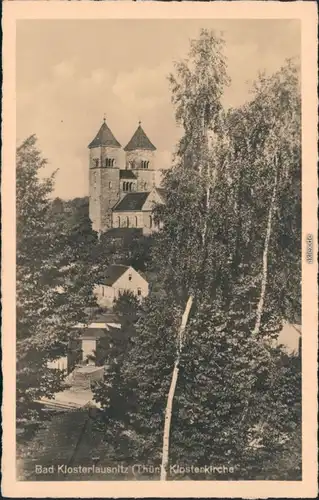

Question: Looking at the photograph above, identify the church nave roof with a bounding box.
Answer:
[113,192,150,212]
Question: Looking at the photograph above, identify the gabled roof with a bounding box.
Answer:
[88,119,121,149]
[119,170,137,180]
[98,264,130,286]
[113,192,150,212]
[124,123,156,152]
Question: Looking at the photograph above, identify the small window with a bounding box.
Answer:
[94,158,99,168]
[149,216,153,228]
[137,288,142,296]
[105,158,114,167]
[135,216,138,227]
[128,274,132,281]
[126,216,129,227]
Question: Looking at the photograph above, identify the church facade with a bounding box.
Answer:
[88,118,165,235]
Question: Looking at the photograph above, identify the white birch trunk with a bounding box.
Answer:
[240,156,279,427]
[160,295,193,480]
[253,156,279,336]
[160,107,214,481]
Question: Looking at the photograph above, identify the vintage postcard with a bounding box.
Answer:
[1,1,318,497]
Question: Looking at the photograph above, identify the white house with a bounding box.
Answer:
[276,321,301,355]
[47,312,121,373]
[74,312,122,362]
[94,264,149,308]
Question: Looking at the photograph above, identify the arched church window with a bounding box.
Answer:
[129,182,133,192]
[117,216,121,227]
[94,158,99,168]
[109,181,112,188]
[111,159,115,166]
[126,217,130,228]
[149,216,153,229]
[135,216,138,227]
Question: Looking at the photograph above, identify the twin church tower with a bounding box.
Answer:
[88,118,164,235]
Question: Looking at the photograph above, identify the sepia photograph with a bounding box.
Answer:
[1,1,318,498]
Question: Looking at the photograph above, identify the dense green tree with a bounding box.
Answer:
[91,33,301,480]
[16,136,99,440]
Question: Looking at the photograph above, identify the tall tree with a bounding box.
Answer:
[155,29,231,479]
[16,136,98,440]
[92,41,301,479]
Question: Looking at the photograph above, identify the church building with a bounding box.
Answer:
[88,118,165,235]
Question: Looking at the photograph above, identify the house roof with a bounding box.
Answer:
[119,169,137,180]
[113,192,150,212]
[98,264,130,286]
[80,328,108,339]
[124,123,156,152]
[91,312,120,323]
[88,119,121,149]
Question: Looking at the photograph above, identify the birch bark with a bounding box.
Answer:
[253,155,279,337]
[160,295,194,480]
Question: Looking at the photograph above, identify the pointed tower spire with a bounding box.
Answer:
[88,118,121,149]
[124,122,156,152]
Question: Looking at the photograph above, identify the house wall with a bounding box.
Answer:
[81,339,97,361]
[94,268,149,307]
[114,268,149,299]
[47,357,68,371]
[93,284,115,308]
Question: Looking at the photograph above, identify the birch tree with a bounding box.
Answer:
[154,29,231,479]
[93,52,301,480]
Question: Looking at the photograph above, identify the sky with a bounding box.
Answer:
[16,19,300,199]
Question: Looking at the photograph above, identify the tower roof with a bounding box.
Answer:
[88,119,121,149]
[124,123,156,152]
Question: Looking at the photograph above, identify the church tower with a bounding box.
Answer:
[88,118,121,234]
[124,122,157,192]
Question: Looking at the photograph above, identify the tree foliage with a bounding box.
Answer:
[93,29,301,479]
[16,136,99,439]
